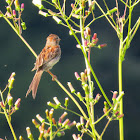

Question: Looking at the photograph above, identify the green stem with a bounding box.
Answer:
[3,16,37,58]
[0,91,17,140]
[54,78,88,119]
[50,121,53,140]
[4,108,17,140]
[65,19,112,107]
[118,38,124,140]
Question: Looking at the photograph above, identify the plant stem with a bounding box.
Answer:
[118,38,124,140]
[54,78,88,119]
[4,108,17,140]
[3,16,37,58]
[50,121,53,140]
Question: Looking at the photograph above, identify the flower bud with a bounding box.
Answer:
[0,101,5,108]
[72,14,80,19]
[38,131,43,140]
[53,97,61,106]
[36,114,45,123]
[14,98,21,110]
[62,119,70,127]
[77,92,84,101]
[117,114,124,119]
[88,1,95,12]
[12,10,16,17]
[92,38,98,45]
[116,91,124,102]
[8,72,15,90]
[80,116,84,125]
[6,0,11,4]
[67,121,76,129]
[86,27,91,36]
[14,0,20,11]
[98,43,107,49]
[26,127,33,139]
[49,109,54,120]
[7,93,13,107]
[59,112,68,121]
[32,0,44,9]
[80,72,86,85]
[57,131,65,137]
[67,82,75,93]
[47,127,50,134]
[19,135,24,140]
[52,118,56,125]
[32,119,40,128]
[64,97,69,107]
[94,93,101,103]
[47,101,58,109]
[6,6,11,13]
[85,10,89,16]
[76,44,81,48]
[103,101,109,114]
[21,22,26,30]
[83,84,89,94]
[40,122,45,131]
[39,10,48,17]
[21,3,24,11]
[92,33,97,40]
[53,16,62,24]
[45,109,49,119]
[74,72,80,80]
[71,3,75,9]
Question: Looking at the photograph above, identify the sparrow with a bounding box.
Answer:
[26,34,61,99]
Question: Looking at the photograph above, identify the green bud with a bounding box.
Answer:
[67,82,75,93]
[14,0,20,11]
[64,97,69,107]
[7,93,13,107]
[57,131,65,137]
[21,22,26,30]
[47,101,58,109]
[77,92,84,101]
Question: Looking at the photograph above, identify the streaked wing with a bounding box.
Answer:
[32,45,60,71]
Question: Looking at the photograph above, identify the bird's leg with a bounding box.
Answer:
[47,70,57,81]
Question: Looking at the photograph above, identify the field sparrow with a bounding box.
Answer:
[26,34,61,99]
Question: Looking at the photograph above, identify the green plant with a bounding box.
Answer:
[0,0,139,140]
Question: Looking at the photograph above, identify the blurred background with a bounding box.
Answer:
[0,0,140,139]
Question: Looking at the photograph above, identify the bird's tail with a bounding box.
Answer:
[26,70,43,99]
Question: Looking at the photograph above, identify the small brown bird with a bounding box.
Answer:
[26,34,61,99]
